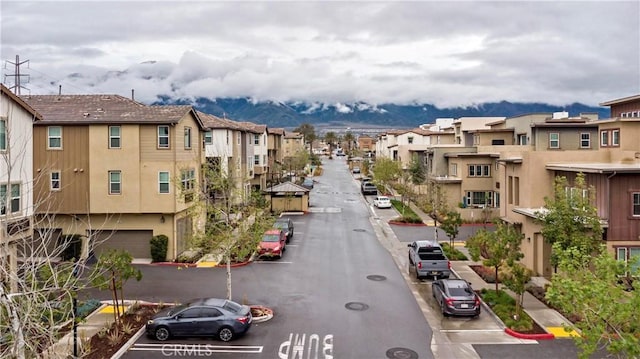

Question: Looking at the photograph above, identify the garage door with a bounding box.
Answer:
[90,229,153,259]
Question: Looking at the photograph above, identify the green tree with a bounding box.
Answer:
[324,131,337,155]
[408,154,426,185]
[502,262,532,319]
[371,157,401,192]
[466,221,524,292]
[294,123,316,155]
[343,131,355,154]
[536,173,603,271]
[440,210,462,249]
[546,247,640,359]
[91,249,142,324]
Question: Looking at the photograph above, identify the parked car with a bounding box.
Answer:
[257,229,286,259]
[432,279,481,317]
[352,166,361,174]
[302,177,314,189]
[146,298,252,342]
[361,182,378,195]
[273,217,294,243]
[373,195,392,208]
[407,240,451,279]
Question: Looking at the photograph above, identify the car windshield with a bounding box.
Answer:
[273,222,286,229]
[262,234,280,242]
[448,287,470,296]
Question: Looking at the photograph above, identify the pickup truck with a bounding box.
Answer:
[407,240,451,279]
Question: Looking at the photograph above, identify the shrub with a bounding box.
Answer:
[76,299,101,319]
[439,242,468,260]
[150,235,169,262]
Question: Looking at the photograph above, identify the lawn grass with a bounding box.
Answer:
[390,199,423,223]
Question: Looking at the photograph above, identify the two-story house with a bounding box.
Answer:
[1,84,41,292]
[23,94,206,261]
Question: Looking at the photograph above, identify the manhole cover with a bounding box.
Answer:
[386,347,418,359]
[345,302,369,311]
[353,229,366,232]
[367,275,387,281]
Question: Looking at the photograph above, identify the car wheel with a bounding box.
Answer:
[154,326,171,341]
[218,327,235,342]
[415,266,421,280]
[408,254,413,265]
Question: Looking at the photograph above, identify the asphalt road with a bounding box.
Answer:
[84,156,434,359]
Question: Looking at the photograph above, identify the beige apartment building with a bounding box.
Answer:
[23,94,206,261]
[283,131,305,158]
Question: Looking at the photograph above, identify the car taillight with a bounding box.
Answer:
[475,297,481,306]
[417,262,422,269]
[445,298,455,307]
[237,316,249,324]
[447,261,451,269]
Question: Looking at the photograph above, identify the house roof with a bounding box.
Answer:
[21,94,205,128]
[284,131,303,139]
[264,181,310,193]
[197,111,246,130]
[599,94,640,106]
[268,127,285,135]
[238,122,266,134]
[1,84,42,120]
[546,162,640,174]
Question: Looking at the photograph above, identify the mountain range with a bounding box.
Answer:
[154,96,610,130]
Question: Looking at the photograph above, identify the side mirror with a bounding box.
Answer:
[407,244,412,248]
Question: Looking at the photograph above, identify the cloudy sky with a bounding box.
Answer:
[1,1,639,107]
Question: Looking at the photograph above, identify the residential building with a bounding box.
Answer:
[1,84,41,292]
[22,94,206,261]
[283,131,305,158]
[357,134,376,153]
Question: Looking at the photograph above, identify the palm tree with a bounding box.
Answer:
[324,131,337,155]
[344,131,355,154]
[294,123,316,155]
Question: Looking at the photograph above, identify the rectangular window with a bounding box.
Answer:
[184,127,192,149]
[181,169,195,191]
[612,130,620,146]
[0,119,6,150]
[549,133,559,149]
[468,164,490,177]
[159,171,170,194]
[51,171,61,191]
[0,184,5,215]
[109,171,121,195]
[254,134,260,145]
[408,136,414,144]
[158,126,170,148]
[465,191,493,207]
[580,133,590,148]
[254,155,260,165]
[450,164,457,176]
[601,130,609,147]
[48,126,62,149]
[204,131,213,145]
[109,126,121,148]
[248,156,254,169]
[514,176,520,205]
[517,134,527,145]
[494,191,500,207]
[473,134,480,145]
[633,193,640,217]
[0,184,17,214]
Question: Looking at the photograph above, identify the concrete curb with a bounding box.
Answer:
[111,327,146,359]
[505,328,555,340]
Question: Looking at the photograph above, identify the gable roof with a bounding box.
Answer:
[198,111,245,130]
[268,127,285,135]
[264,181,310,193]
[1,84,42,120]
[21,94,205,128]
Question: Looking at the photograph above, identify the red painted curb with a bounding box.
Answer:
[149,262,197,267]
[388,221,427,226]
[505,328,555,340]
[215,260,252,268]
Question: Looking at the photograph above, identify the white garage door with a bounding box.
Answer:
[90,229,153,259]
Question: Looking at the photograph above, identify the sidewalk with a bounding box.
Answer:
[397,191,578,339]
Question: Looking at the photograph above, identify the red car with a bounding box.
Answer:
[257,229,286,259]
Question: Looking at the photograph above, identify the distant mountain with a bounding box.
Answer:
[154,96,610,129]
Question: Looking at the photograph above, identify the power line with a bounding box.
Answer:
[3,55,30,95]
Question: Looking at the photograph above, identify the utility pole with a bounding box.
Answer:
[4,55,30,95]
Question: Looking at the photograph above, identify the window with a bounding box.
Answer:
[0,183,21,215]
[248,156,253,169]
[0,184,20,215]
[184,127,192,149]
[109,171,121,195]
[633,192,640,217]
[158,126,170,148]
[600,130,609,146]
[51,171,61,191]
[468,164,490,177]
[181,169,195,191]
[159,171,170,194]
[0,119,6,150]
[254,155,260,165]
[579,133,590,148]
[465,191,493,207]
[517,134,527,145]
[263,155,267,165]
[473,134,480,145]
[204,131,213,145]
[617,247,640,274]
[254,134,260,145]
[612,130,620,146]
[408,136,414,144]
[549,133,559,149]
[48,126,62,149]
[109,126,121,148]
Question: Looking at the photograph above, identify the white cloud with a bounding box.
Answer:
[2,1,638,107]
